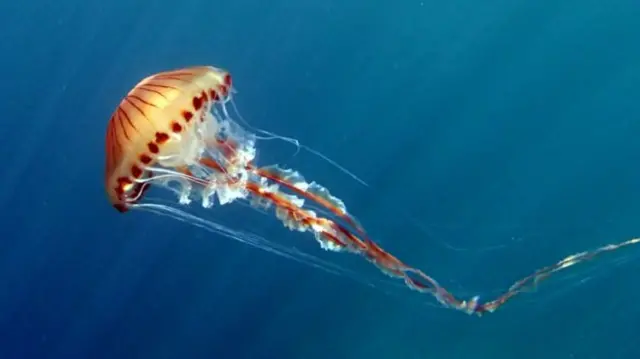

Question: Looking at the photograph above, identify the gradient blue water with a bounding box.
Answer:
[1,1,640,358]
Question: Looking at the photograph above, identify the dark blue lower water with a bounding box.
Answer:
[1,1,640,358]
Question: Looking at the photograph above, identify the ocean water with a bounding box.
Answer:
[1,0,640,358]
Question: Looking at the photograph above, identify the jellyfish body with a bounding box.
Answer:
[104,66,640,316]
[105,66,367,253]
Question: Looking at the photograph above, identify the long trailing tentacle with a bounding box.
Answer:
[196,140,640,315]
[161,96,640,316]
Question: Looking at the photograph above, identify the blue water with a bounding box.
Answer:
[1,0,640,358]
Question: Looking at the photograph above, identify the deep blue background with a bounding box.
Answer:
[1,0,640,358]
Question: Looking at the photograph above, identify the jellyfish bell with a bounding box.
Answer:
[105,66,236,213]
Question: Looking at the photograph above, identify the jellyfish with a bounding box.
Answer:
[104,66,640,315]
